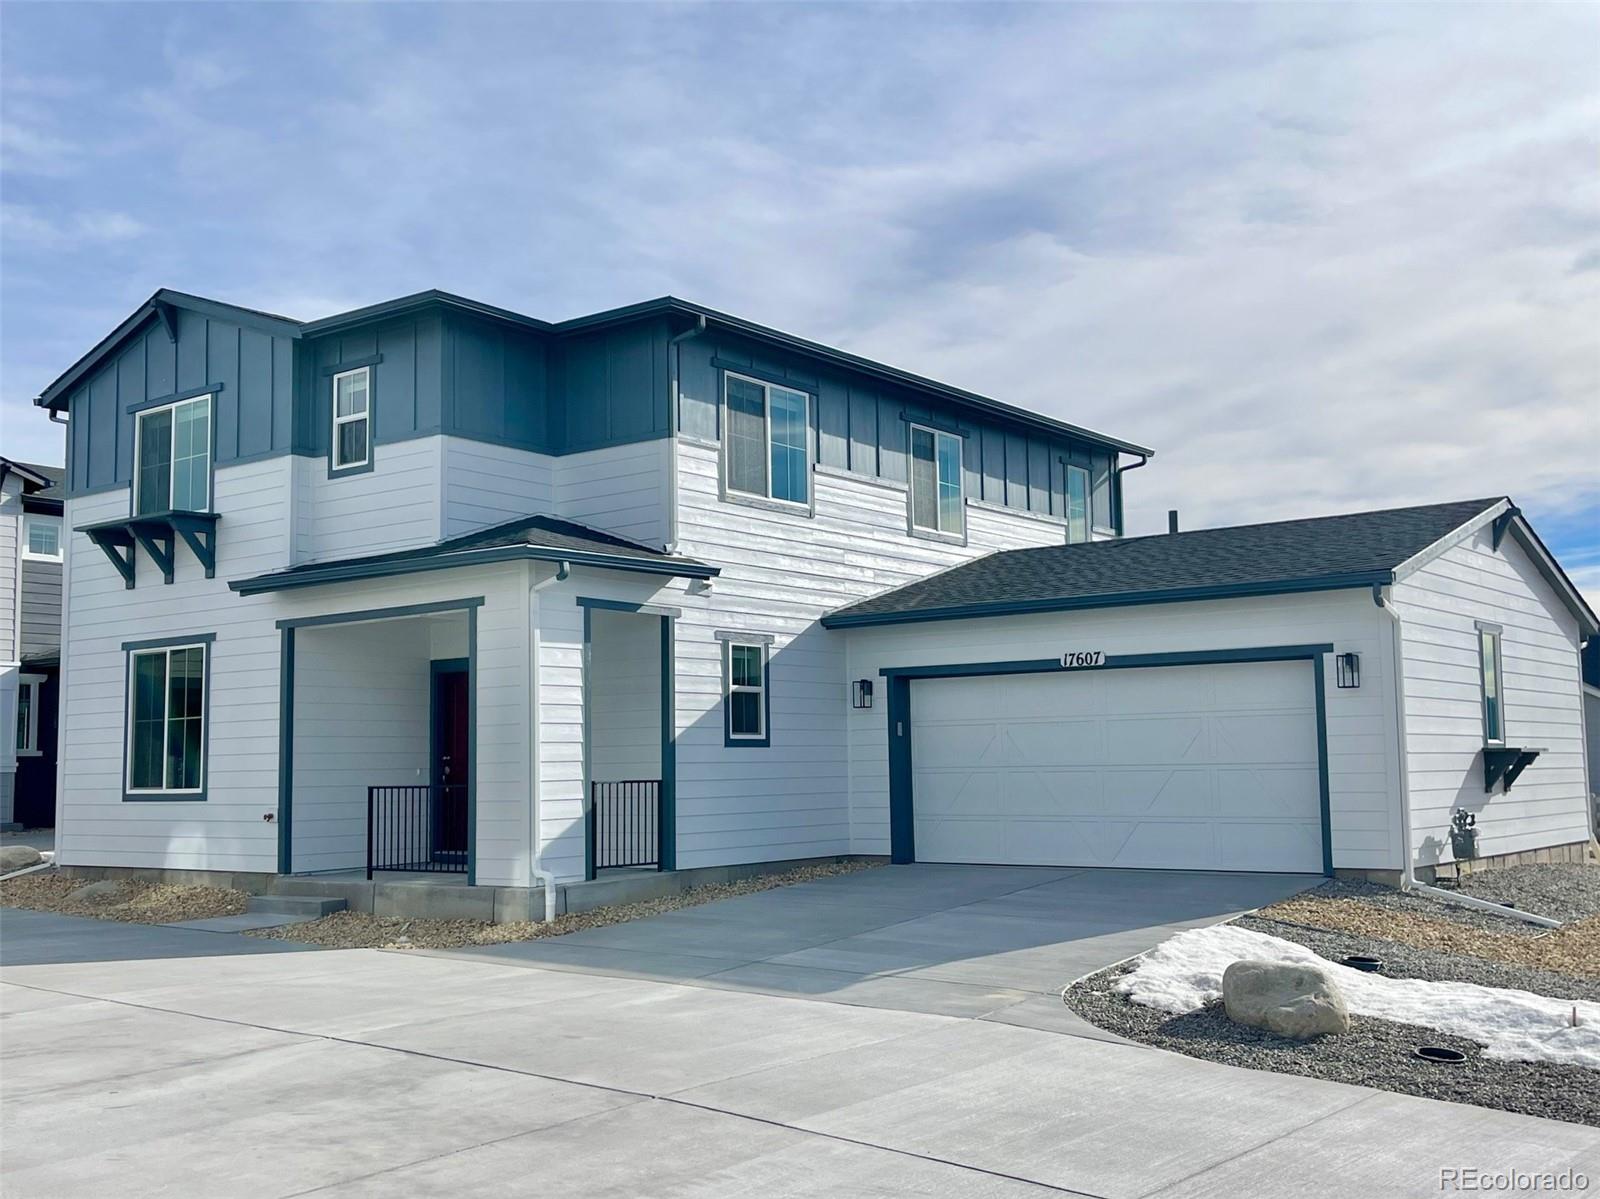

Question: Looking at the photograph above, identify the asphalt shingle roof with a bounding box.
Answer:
[822,498,1506,627]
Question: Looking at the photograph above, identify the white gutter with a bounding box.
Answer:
[526,561,570,922]
[1375,587,1561,929]
[664,315,707,555]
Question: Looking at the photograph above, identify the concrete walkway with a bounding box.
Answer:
[3,893,1595,1196]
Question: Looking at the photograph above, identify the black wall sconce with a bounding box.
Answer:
[1336,652,1360,689]
[852,679,874,709]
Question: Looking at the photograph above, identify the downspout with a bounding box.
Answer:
[1375,585,1560,929]
[664,315,707,555]
[1111,452,1148,536]
[526,560,570,922]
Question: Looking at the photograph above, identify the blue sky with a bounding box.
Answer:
[3,3,1596,599]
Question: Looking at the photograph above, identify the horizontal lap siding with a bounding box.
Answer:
[1394,527,1589,863]
[555,441,669,548]
[20,560,62,656]
[295,437,442,563]
[442,438,554,537]
[1,482,18,660]
[670,443,1067,875]
[843,591,1401,870]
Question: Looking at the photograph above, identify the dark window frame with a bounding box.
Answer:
[122,632,215,802]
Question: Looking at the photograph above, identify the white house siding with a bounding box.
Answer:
[841,590,1402,872]
[441,437,554,538]
[588,608,664,783]
[1392,526,1591,864]
[289,619,433,873]
[664,442,1069,876]
[293,437,443,564]
[1,475,19,813]
[555,440,670,548]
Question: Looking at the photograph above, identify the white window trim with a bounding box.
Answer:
[725,641,768,741]
[133,394,213,515]
[125,643,207,795]
[1065,464,1091,544]
[723,371,811,510]
[331,367,372,471]
[908,422,964,536]
[22,515,63,562]
[1478,625,1506,747]
[15,674,43,756]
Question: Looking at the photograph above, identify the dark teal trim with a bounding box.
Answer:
[822,573,1395,629]
[125,383,225,415]
[711,356,817,395]
[327,363,376,479]
[576,596,684,619]
[582,604,595,882]
[659,616,676,872]
[121,631,217,652]
[278,627,295,873]
[238,547,717,596]
[299,289,553,337]
[899,411,972,438]
[882,643,1337,875]
[276,597,485,630]
[466,607,478,886]
[722,638,772,748]
[320,354,384,375]
[122,634,215,804]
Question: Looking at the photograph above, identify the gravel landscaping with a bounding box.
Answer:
[249,858,881,949]
[0,873,248,924]
[1066,963,1600,1127]
[1063,862,1600,1127]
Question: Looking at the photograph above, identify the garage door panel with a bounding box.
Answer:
[1104,716,1207,766]
[910,661,1325,874]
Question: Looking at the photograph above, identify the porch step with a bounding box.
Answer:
[246,894,347,919]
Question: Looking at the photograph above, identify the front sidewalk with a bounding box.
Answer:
[3,910,1594,1198]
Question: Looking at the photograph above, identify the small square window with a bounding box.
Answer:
[24,516,62,560]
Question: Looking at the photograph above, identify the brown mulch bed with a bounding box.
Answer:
[1259,893,1600,981]
[249,858,880,950]
[0,873,248,924]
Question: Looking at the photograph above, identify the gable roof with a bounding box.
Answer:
[822,498,1533,629]
[230,514,717,596]
[33,288,1153,458]
[0,458,64,510]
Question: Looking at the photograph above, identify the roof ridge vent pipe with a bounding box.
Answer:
[1374,588,1560,929]
[1168,510,1179,534]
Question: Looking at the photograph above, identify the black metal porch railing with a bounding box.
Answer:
[589,780,661,871]
[367,784,468,879]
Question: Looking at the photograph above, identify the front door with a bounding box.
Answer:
[431,663,470,858]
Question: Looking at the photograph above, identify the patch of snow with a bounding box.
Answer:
[1114,923,1600,1070]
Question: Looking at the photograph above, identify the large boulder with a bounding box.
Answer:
[0,845,43,873]
[1223,958,1350,1039]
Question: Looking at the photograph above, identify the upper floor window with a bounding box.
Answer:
[23,515,62,561]
[136,395,211,515]
[1478,624,1505,745]
[725,373,809,507]
[127,642,207,795]
[332,368,371,471]
[1065,464,1090,544]
[909,424,963,536]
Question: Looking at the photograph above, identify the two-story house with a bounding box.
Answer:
[29,289,1595,917]
[1,458,64,831]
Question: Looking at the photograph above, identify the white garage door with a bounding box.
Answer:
[911,661,1324,873]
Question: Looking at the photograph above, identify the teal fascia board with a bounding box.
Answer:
[821,572,1396,630]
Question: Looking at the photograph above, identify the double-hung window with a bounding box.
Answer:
[15,677,40,755]
[23,516,62,560]
[1065,464,1090,544]
[126,642,208,796]
[724,373,809,507]
[1478,624,1505,746]
[332,367,371,471]
[909,424,964,536]
[136,395,211,514]
[724,641,769,744]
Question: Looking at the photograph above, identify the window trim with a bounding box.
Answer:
[132,393,213,516]
[719,634,772,748]
[330,366,374,476]
[1476,621,1506,747]
[122,633,214,801]
[1064,464,1091,544]
[720,370,813,514]
[907,422,966,541]
[22,515,63,562]
[15,674,43,756]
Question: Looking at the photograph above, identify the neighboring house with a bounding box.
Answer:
[0,458,64,830]
[1584,639,1600,817]
[27,288,1597,910]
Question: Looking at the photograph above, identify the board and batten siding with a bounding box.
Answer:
[841,590,1403,871]
[1393,525,1591,864]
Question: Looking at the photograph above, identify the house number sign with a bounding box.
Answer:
[1060,650,1106,669]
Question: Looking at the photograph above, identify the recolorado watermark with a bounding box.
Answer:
[1441,1168,1590,1193]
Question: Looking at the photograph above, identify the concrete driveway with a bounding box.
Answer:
[4,871,1597,1198]
[442,864,1323,1025]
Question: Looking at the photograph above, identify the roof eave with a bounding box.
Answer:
[819,572,1395,630]
[229,543,719,596]
[1504,517,1600,638]
[300,290,556,338]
